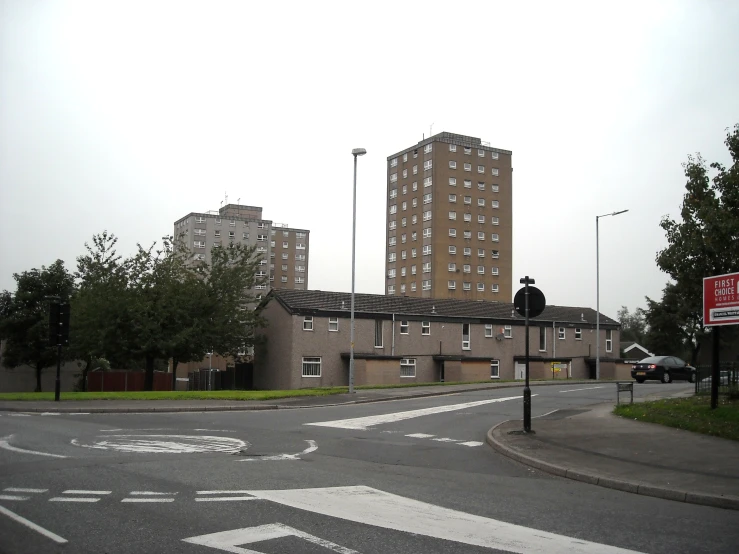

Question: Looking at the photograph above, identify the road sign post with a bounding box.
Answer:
[514,279,546,433]
[703,272,739,409]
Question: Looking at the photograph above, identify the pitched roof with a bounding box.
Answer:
[265,289,619,326]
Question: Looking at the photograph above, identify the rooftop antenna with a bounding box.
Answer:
[430,122,434,136]
[237,198,241,217]
[225,192,228,205]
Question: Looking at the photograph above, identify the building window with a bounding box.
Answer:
[558,327,566,340]
[423,193,432,204]
[575,328,582,340]
[491,151,499,160]
[389,237,396,246]
[402,201,407,211]
[448,280,456,289]
[464,163,472,172]
[423,228,432,238]
[449,246,456,254]
[477,283,484,291]
[389,221,396,230]
[282,253,289,260]
[411,282,417,291]
[463,196,472,204]
[478,231,485,240]
[216,218,222,225]
[464,180,472,188]
[491,168,499,176]
[424,160,433,170]
[449,144,457,152]
[281,264,288,271]
[390,158,398,167]
[388,285,395,294]
[491,267,499,275]
[401,234,406,244]
[478,249,485,257]
[412,215,418,225]
[478,215,485,223]
[492,200,499,208]
[194,240,205,248]
[412,198,418,208]
[422,245,431,255]
[463,282,471,291]
[422,321,430,335]
[462,323,471,350]
[449,161,457,169]
[491,234,499,242]
[492,284,499,293]
[401,250,407,260]
[464,213,472,222]
[423,177,432,188]
[413,165,418,175]
[329,318,339,332]
[412,248,417,258]
[390,205,397,215]
[492,185,499,193]
[390,189,397,199]
[302,357,321,377]
[448,262,456,272]
[449,194,457,203]
[295,276,305,284]
[257,222,266,230]
[485,324,494,338]
[478,198,485,207]
[422,262,431,273]
[402,185,407,194]
[463,264,471,273]
[464,230,472,239]
[215,230,222,238]
[303,316,314,331]
[195,216,206,223]
[403,153,408,162]
[423,210,432,221]
[477,265,485,274]
[449,177,457,186]
[492,217,500,225]
[401,217,407,227]
[400,321,409,334]
[448,211,456,220]
[400,358,416,378]
[388,269,396,278]
[539,327,547,351]
[464,147,471,155]
[400,284,406,293]
[449,228,457,237]
[375,320,383,347]
[401,267,406,277]
[491,360,500,379]
[422,280,431,290]
[606,329,613,352]
[389,252,396,262]
[281,276,287,283]
[463,247,472,256]
[402,169,407,178]
[504,325,512,338]
[477,165,485,173]
[390,173,398,183]
[411,264,417,274]
[424,143,432,153]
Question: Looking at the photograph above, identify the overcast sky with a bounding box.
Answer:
[1,0,738,321]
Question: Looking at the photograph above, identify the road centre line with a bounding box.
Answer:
[405,433,435,438]
[558,386,607,393]
[129,491,177,495]
[306,395,527,430]
[431,438,459,442]
[4,488,48,493]
[49,497,99,502]
[0,504,68,544]
[197,490,255,494]
[0,495,29,501]
[458,441,484,447]
[195,496,260,502]
[63,490,111,495]
[0,435,68,458]
[122,498,175,503]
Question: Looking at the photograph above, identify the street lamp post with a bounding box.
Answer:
[596,209,628,380]
[350,148,367,394]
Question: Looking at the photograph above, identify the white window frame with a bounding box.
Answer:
[423,211,432,221]
[539,326,547,351]
[449,144,457,152]
[462,323,471,350]
[477,282,484,291]
[423,160,432,170]
[400,358,416,378]
[449,161,457,169]
[504,325,512,338]
[400,321,409,334]
[491,360,500,379]
[422,280,431,291]
[575,328,582,340]
[477,165,485,173]
[485,324,493,337]
[477,265,485,274]
[423,227,432,238]
[492,284,499,293]
[606,329,613,352]
[558,327,566,340]
[492,217,500,225]
[491,168,499,176]
[329,318,339,332]
[302,357,322,377]
[491,234,499,242]
[449,177,457,186]
[463,282,471,291]
[464,163,472,172]
[422,321,430,335]
[492,200,499,208]
[449,211,457,220]
[448,280,456,290]
[478,215,485,223]
[303,316,314,331]
[422,245,431,255]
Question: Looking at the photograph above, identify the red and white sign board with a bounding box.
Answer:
[703,271,739,326]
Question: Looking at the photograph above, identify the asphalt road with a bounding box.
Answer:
[0,383,737,554]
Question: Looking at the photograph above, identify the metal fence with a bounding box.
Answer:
[695,362,739,396]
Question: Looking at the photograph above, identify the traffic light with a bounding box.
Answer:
[48,303,70,346]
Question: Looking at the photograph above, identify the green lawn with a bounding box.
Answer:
[0,378,566,402]
[614,396,739,441]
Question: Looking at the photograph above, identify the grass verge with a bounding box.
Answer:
[614,395,739,441]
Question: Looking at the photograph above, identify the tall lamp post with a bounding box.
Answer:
[350,147,367,394]
[596,209,628,380]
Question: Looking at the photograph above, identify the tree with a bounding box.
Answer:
[0,260,76,391]
[655,124,739,361]
[617,306,647,346]
[643,283,693,360]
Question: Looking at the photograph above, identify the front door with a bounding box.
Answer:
[515,362,526,380]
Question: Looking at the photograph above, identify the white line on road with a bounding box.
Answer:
[49,497,99,503]
[558,386,606,393]
[9,414,30,417]
[40,413,61,416]
[121,498,175,503]
[431,438,460,442]
[129,491,177,496]
[195,496,260,502]
[63,490,111,495]
[196,490,255,494]
[306,395,527,430]
[0,435,68,458]
[0,504,68,544]
[3,488,48,493]
[248,486,644,554]
[0,495,29,501]
[239,440,317,462]
[405,433,435,438]
[458,441,484,447]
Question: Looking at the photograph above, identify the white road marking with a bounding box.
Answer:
[248,486,643,554]
[0,495,29,501]
[4,488,48,493]
[195,496,260,502]
[0,435,68,458]
[558,386,606,393]
[129,491,177,495]
[40,412,61,416]
[431,437,460,443]
[63,490,111,495]
[405,433,435,438]
[458,441,484,447]
[49,497,99,502]
[240,440,317,462]
[0,504,68,544]
[183,522,359,553]
[68,413,90,415]
[71,434,248,454]
[197,490,255,495]
[9,414,30,417]
[121,498,175,503]
[306,395,526,430]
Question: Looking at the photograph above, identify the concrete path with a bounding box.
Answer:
[487,402,739,511]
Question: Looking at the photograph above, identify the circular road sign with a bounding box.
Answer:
[514,286,546,318]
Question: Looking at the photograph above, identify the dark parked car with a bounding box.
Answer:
[631,356,696,384]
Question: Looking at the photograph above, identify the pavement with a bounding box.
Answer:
[487,401,739,511]
[2,379,737,513]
